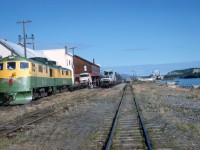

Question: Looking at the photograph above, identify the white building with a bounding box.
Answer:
[0,39,74,84]
[0,42,12,58]
[38,47,74,84]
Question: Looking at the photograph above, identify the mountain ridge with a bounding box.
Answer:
[165,68,200,78]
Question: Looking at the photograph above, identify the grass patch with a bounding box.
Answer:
[0,137,21,149]
[177,122,199,132]
[188,93,200,100]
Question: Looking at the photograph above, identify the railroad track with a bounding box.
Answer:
[92,84,152,150]
[0,107,55,137]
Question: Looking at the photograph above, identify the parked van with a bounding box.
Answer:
[79,73,93,88]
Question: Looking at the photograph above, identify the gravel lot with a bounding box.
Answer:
[133,82,200,150]
[0,82,199,150]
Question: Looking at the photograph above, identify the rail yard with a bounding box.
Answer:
[0,1,199,149]
[0,82,199,150]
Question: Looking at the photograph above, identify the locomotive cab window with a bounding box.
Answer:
[0,63,3,70]
[7,62,16,70]
[20,62,29,69]
[50,69,53,77]
[38,65,43,72]
[32,63,36,72]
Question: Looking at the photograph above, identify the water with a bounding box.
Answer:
[157,78,200,87]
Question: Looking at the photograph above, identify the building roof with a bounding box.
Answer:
[0,39,45,58]
[74,55,100,68]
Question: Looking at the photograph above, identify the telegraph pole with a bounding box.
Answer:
[17,20,31,58]
[132,70,135,79]
[18,34,35,49]
[69,47,77,84]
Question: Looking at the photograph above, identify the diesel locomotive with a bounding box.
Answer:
[0,55,72,105]
[100,70,122,87]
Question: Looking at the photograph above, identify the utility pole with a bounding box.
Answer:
[17,20,31,58]
[18,34,35,49]
[132,70,135,79]
[26,34,35,50]
[69,47,77,84]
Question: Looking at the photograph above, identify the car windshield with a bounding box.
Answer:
[104,71,113,76]
[80,74,89,77]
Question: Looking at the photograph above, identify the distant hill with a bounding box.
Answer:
[102,61,200,76]
[165,68,200,78]
[119,74,132,79]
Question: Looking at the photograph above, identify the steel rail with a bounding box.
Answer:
[131,85,152,150]
[104,84,127,150]
[0,109,50,128]
[0,109,55,137]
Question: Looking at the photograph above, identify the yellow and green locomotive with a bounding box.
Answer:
[0,55,72,105]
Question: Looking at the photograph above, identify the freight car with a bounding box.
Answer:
[100,70,122,88]
[0,56,72,105]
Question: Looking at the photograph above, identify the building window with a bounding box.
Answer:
[69,60,70,66]
[66,71,68,75]
[84,65,87,72]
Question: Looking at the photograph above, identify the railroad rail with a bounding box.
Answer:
[0,107,55,137]
[104,83,152,150]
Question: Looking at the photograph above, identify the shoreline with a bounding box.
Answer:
[155,78,200,88]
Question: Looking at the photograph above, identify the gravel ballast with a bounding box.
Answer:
[0,82,199,150]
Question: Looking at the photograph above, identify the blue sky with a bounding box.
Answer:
[0,0,200,69]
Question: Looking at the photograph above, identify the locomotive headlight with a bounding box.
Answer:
[8,55,14,59]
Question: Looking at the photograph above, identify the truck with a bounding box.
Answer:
[79,73,93,88]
